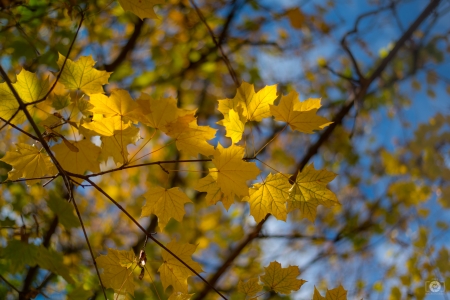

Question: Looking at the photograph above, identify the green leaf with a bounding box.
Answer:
[47,191,79,229]
[2,240,39,273]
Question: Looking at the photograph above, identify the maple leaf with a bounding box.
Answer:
[288,164,339,222]
[238,278,263,298]
[165,118,216,157]
[313,285,348,300]
[56,53,111,95]
[270,90,332,133]
[168,292,195,300]
[89,89,141,123]
[210,144,260,199]
[243,173,292,223]
[117,0,164,20]
[0,143,55,185]
[194,170,234,210]
[47,191,79,229]
[0,69,49,124]
[82,115,133,137]
[136,94,186,130]
[223,108,246,144]
[99,125,140,165]
[141,186,192,231]
[158,240,203,293]
[52,139,101,175]
[260,261,306,294]
[218,82,277,142]
[96,248,136,296]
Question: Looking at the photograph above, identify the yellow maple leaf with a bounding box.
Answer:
[244,83,278,121]
[211,144,260,198]
[96,248,136,296]
[223,108,245,143]
[82,115,133,137]
[0,69,49,124]
[100,125,140,165]
[52,139,101,175]
[0,143,55,185]
[137,94,190,130]
[117,0,164,20]
[270,90,332,133]
[56,53,111,95]
[89,89,141,123]
[166,119,216,157]
[243,173,292,223]
[141,186,192,231]
[260,261,306,294]
[238,278,263,298]
[288,164,339,222]
[168,292,195,300]
[14,69,50,103]
[194,170,234,210]
[313,285,347,300]
[158,240,203,293]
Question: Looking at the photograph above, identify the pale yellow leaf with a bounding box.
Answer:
[14,69,50,103]
[158,240,203,293]
[211,144,260,198]
[168,292,195,300]
[166,120,216,157]
[0,143,55,185]
[141,186,192,231]
[82,115,133,137]
[270,91,332,133]
[56,53,111,95]
[89,89,141,123]
[194,170,235,210]
[96,248,136,296]
[223,108,245,144]
[288,164,339,222]
[52,139,101,175]
[245,84,277,121]
[243,173,291,223]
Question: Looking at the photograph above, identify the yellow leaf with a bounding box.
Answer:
[243,173,291,223]
[141,186,192,231]
[89,89,141,123]
[288,164,339,222]
[52,139,101,175]
[56,53,111,95]
[245,83,278,121]
[223,108,245,144]
[166,120,216,157]
[137,94,185,130]
[270,90,332,133]
[0,143,55,185]
[325,285,347,300]
[194,170,234,210]
[238,278,263,298]
[96,248,136,296]
[117,0,164,20]
[260,261,306,294]
[313,286,325,300]
[211,144,260,198]
[168,292,195,300]
[0,81,24,123]
[82,115,133,137]
[158,240,203,293]
[99,125,140,165]
[14,69,50,103]
[0,69,49,124]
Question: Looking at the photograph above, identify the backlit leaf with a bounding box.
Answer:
[260,261,306,294]
[52,139,101,175]
[0,143,55,185]
[56,53,111,95]
[158,240,203,293]
[238,278,263,298]
[141,186,192,231]
[117,0,164,20]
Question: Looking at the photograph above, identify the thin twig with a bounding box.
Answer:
[190,0,240,87]
[0,274,20,293]
[0,116,39,140]
[0,109,20,132]
[71,195,108,299]
[80,177,228,300]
